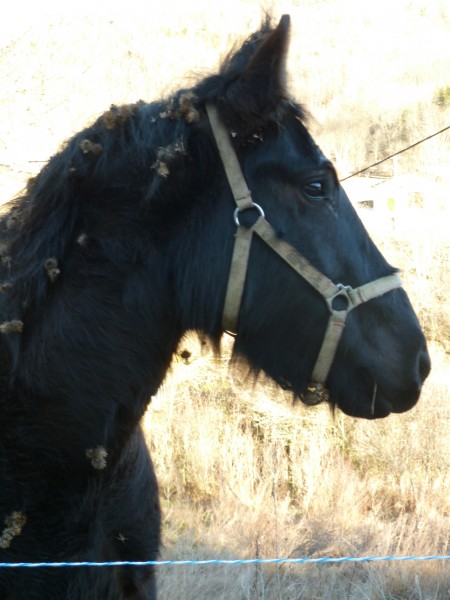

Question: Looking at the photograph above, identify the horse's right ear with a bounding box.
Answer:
[221,15,291,126]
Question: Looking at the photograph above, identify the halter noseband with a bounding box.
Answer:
[206,104,402,405]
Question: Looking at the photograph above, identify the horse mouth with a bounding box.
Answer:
[381,385,422,414]
[332,379,422,420]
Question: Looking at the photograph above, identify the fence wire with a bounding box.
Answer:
[1,555,450,569]
[340,124,450,181]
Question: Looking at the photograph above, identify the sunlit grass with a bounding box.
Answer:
[145,338,450,598]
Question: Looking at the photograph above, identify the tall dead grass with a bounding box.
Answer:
[1,1,449,196]
[145,337,450,598]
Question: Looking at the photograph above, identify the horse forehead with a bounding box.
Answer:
[284,121,324,159]
[254,124,325,169]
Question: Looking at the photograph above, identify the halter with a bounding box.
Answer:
[206,104,402,405]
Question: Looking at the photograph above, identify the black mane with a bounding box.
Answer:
[0,16,309,388]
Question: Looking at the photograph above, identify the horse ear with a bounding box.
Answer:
[223,15,291,123]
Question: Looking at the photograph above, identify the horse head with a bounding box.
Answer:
[168,15,430,418]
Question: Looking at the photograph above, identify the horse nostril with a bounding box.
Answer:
[417,349,431,383]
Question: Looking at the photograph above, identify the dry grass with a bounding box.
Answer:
[2,2,450,597]
[145,337,450,599]
[1,1,449,196]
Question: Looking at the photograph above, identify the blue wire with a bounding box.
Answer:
[1,555,450,568]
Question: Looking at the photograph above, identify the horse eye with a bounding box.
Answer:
[303,182,326,201]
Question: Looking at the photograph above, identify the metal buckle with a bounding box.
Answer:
[233,202,265,227]
[326,283,354,314]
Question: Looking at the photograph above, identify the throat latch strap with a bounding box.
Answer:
[206,103,403,404]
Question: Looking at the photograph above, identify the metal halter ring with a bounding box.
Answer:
[233,202,265,227]
[326,283,354,315]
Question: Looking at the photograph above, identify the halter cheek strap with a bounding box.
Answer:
[206,104,402,405]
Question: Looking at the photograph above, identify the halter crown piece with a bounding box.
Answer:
[206,104,402,405]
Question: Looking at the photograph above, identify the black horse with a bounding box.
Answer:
[0,15,430,599]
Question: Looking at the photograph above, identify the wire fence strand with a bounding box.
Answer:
[1,555,450,569]
[340,124,450,181]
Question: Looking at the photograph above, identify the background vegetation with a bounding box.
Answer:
[1,1,449,598]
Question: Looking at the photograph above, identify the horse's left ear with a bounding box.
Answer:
[223,15,291,122]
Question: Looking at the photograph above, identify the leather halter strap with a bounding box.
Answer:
[206,104,402,404]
